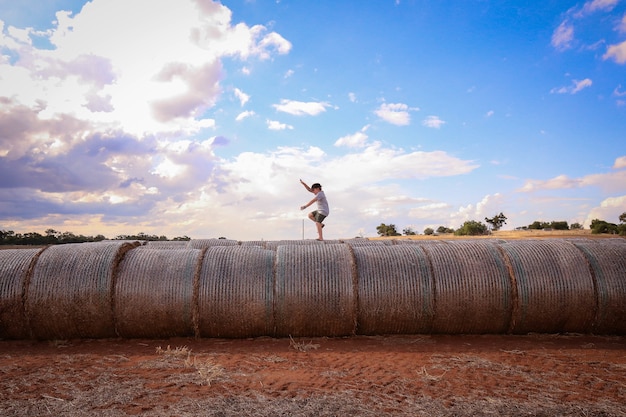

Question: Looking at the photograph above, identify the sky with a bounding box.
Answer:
[0,0,625,241]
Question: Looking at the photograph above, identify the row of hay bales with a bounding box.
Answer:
[0,238,624,340]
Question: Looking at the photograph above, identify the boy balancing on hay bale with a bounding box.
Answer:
[299,179,330,241]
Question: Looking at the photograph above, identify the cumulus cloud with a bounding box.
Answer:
[266,119,293,130]
[422,115,446,129]
[584,195,626,227]
[614,155,626,169]
[334,125,370,148]
[234,88,250,106]
[550,78,593,94]
[374,102,416,126]
[272,99,331,116]
[519,167,626,194]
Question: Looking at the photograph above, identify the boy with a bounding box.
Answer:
[299,179,330,241]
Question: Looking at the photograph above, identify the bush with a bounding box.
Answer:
[454,221,488,236]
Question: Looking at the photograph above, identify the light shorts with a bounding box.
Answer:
[312,210,327,223]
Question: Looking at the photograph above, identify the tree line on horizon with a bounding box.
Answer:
[0,229,191,246]
[376,212,626,237]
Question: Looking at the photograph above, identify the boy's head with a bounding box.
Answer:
[311,183,322,192]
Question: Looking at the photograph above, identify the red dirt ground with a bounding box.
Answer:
[1,334,624,416]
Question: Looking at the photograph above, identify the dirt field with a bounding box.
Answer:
[1,334,625,416]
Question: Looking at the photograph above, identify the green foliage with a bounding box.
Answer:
[403,227,417,236]
[550,221,569,230]
[620,212,626,224]
[0,229,106,246]
[423,227,434,236]
[436,226,454,234]
[590,219,618,234]
[570,223,583,230]
[454,220,488,236]
[484,212,507,231]
[376,223,401,237]
[528,221,551,230]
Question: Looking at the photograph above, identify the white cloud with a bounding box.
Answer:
[266,119,293,130]
[273,99,330,116]
[552,21,574,50]
[603,40,626,64]
[485,110,494,117]
[348,92,357,103]
[422,115,446,129]
[374,102,416,126]
[614,155,626,169]
[578,0,619,16]
[550,78,593,94]
[584,195,626,227]
[334,125,370,148]
[235,110,255,121]
[519,169,626,194]
[234,88,250,106]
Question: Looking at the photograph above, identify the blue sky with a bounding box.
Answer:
[1,0,625,240]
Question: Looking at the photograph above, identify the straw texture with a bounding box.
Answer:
[274,244,356,337]
[197,246,275,337]
[143,241,190,249]
[569,239,626,334]
[500,240,596,334]
[115,248,201,338]
[353,245,434,334]
[26,242,136,339]
[187,239,239,249]
[0,248,42,339]
[422,240,512,334]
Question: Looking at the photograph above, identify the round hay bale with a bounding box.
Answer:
[569,239,626,334]
[500,240,596,334]
[239,241,268,249]
[0,248,42,339]
[26,242,137,340]
[143,241,190,249]
[353,245,434,334]
[342,239,393,247]
[187,239,239,249]
[274,244,356,337]
[421,240,512,334]
[115,248,202,338]
[197,246,275,338]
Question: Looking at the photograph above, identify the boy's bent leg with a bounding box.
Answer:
[316,222,324,240]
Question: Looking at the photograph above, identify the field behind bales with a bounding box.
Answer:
[0,232,625,416]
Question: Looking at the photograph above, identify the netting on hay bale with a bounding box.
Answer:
[26,242,137,340]
[264,240,341,251]
[353,245,434,335]
[342,239,393,247]
[500,240,596,334]
[187,239,239,249]
[239,241,267,248]
[143,241,190,249]
[420,240,512,334]
[114,248,202,338]
[0,248,42,339]
[274,244,356,337]
[569,239,626,334]
[197,246,275,338]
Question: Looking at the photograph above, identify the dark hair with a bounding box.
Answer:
[311,183,322,189]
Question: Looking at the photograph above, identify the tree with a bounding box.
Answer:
[436,226,454,234]
[484,212,507,231]
[454,220,488,236]
[423,227,434,236]
[550,221,569,230]
[570,223,583,230]
[528,221,550,230]
[620,212,626,224]
[590,219,618,234]
[403,227,416,236]
[376,223,400,237]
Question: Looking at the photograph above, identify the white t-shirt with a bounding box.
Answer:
[315,190,329,216]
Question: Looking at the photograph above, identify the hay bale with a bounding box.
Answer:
[187,239,239,249]
[500,240,596,334]
[274,244,356,337]
[342,239,393,247]
[197,246,275,337]
[421,240,512,334]
[239,241,268,249]
[143,241,190,249]
[0,248,42,339]
[115,248,202,338]
[26,242,137,340]
[353,245,434,334]
[570,239,626,334]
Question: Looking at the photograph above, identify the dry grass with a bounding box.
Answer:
[156,344,226,386]
[289,335,321,352]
